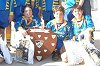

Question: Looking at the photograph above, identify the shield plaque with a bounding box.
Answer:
[27,28,57,61]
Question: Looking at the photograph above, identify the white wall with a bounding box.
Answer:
[91,0,100,30]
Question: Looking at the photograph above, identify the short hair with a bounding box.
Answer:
[53,5,65,14]
[22,4,32,14]
[72,4,83,12]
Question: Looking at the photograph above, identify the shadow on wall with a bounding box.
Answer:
[94,40,100,50]
[90,0,98,11]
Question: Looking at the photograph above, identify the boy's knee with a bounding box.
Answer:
[0,57,4,64]
[61,52,68,63]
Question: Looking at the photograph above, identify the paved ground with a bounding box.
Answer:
[0,2,100,66]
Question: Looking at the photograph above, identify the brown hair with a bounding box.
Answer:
[22,4,32,14]
[72,4,83,12]
[53,5,65,14]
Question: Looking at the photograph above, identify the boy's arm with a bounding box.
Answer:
[79,0,84,6]
[31,0,35,9]
[85,15,95,31]
[38,0,42,19]
[14,20,22,31]
[77,0,84,8]
[78,15,95,41]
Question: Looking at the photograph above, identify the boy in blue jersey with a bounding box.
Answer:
[0,0,16,27]
[14,0,34,22]
[0,0,10,28]
[61,0,92,22]
[14,4,41,64]
[40,0,54,25]
[61,0,92,42]
[0,0,16,40]
[71,4,95,43]
[0,0,16,64]
[15,4,41,31]
[32,0,42,18]
[61,0,84,21]
[40,0,62,25]
[46,5,71,61]
[61,5,100,66]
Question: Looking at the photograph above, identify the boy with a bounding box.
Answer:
[15,4,41,31]
[0,35,12,64]
[62,5,100,66]
[71,4,95,43]
[46,5,71,61]
[61,0,84,22]
[14,4,41,64]
[0,0,16,40]
[14,0,34,22]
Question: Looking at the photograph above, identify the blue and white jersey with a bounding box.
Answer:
[15,16,41,30]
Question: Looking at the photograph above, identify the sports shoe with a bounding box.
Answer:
[52,51,60,61]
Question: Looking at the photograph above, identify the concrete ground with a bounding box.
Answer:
[0,2,100,66]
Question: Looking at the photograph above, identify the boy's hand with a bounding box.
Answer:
[9,15,14,22]
[72,36,76,41]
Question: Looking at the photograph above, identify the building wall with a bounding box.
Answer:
[91,0,100,30]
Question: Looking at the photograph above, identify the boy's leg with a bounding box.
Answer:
[52,41,63,61]
[60,46,68,62]
[27,40,34,64]
[84,31,92,43]
[80,45,96,66]
[0,27,5,40]
[82,0,91,16]
[0,57,4,64]
[0,28,5,64]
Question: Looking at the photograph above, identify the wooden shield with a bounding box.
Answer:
[27,28,57,61]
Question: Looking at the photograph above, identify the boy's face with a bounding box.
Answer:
[23,7,32,18]
[54,11,64,21]
[72,9,83,19]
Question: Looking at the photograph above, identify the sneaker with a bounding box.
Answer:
[52,51,60,61]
